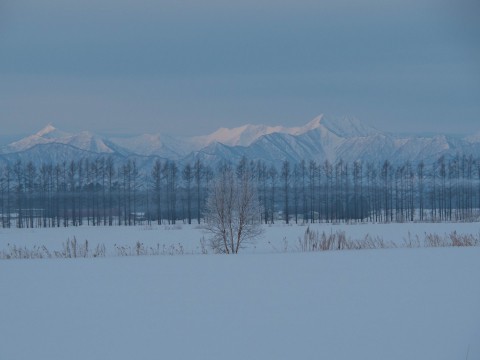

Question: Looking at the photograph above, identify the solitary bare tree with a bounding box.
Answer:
[204,165,263,254]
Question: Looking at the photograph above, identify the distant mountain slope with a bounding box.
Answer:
[1,124,120,155]
[0,143,115,167]
[2,115,479,170]
[109,133,196,159]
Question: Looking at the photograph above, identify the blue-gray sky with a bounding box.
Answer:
[1,0,479,137]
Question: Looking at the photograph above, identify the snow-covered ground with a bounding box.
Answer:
[1,223,480,360]
[1,221,480,256]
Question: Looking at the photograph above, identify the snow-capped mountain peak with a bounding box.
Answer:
[320,116,379,138]
[68,131,114,153]
[295,114,323,134]
[36,123,56,137]
[192,114,328,147]
[2,116,478,169]
[34,123,71,139]
[110,132,195,158]
[194,123,288,147]
[1,124,115,154]
[465,131,480,143]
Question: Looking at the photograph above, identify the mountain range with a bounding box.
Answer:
[1,115,479,169]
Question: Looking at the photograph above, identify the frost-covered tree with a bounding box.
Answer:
[205,165,263,254]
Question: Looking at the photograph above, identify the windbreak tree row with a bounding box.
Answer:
[1,154,479,228]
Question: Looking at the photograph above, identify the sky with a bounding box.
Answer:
[0,0,479,139]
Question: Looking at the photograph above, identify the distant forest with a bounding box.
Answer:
[1,154,479,228]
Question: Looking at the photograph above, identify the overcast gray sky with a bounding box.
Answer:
[1,0,479,137]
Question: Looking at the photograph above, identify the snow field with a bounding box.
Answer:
[1,221,480,256]
[1,247,479,360]
[1,222,479,359]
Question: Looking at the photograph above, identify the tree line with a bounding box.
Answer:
[1,154,479,228]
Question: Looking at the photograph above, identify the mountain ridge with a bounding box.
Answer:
[1,115,479,169]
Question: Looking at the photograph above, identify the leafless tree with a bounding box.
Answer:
[151,159,163,225]
[281,160,291,224]
[193,158,203,224]
[105,157,115,226]
[182,162,193,224]
[204,166,263,254]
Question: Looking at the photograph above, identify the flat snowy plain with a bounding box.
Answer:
[1,222,480,360]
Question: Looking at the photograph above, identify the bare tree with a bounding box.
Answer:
[193,158,203,224]
[417,161,425,221]
[281,160,291,224]
[204,166,263,254]
[256,160,268,224]
[182,163,193,224]
[151,159,163,225]
[13,160,24,228]
[1,165,13,228]
[163,161,178,224]
[268,165,278,224]
[105,157,115,226]
[68,160,77,226]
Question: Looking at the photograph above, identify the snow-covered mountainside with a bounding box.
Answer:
[109,133,195,159]
[0,124,118,154]
[189,115,338,147]
[1,115,479,168]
